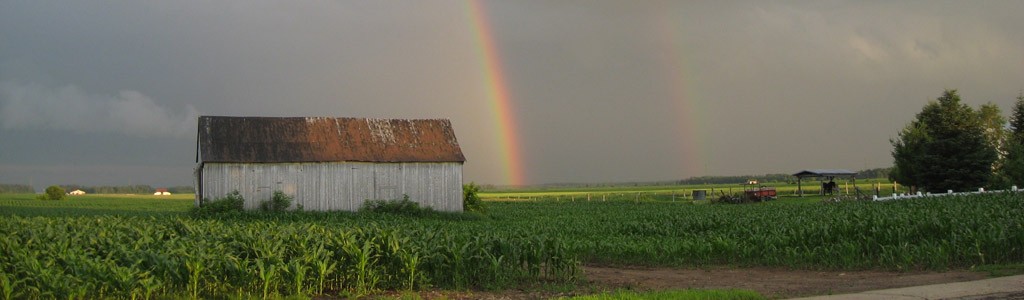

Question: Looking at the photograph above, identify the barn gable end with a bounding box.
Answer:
[195,116,465,212]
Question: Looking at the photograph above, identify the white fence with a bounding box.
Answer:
[873,185,1021,201]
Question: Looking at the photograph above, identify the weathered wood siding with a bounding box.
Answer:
[198,162,463,212]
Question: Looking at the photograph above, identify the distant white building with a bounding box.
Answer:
[154,188,171,196]
[69,189,86,195]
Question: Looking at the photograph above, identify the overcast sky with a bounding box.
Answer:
[2,1,1023,187]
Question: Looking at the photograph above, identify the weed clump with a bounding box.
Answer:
[259,190,294,212]
[360,194,435,216]
[462,182,486,213]
[191,190,244,214]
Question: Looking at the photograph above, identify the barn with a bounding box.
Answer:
[194,116,466,212]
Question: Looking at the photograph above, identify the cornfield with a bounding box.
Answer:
[497,192,1024,269]
[0,214,578,299]
[1,192,1022,298]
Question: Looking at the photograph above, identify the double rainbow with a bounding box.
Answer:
[464,1,707,185]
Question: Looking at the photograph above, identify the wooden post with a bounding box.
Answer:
[797,177,803,197]
[852,176,856,196]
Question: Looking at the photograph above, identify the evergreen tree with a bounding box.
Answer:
[979,103,1007,162]
[891,90,997,192]
[1011,92,1024,142]
[890,121,929,188]
[1001,93,1024,185]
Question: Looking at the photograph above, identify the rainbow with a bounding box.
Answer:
[465,0,526,186]
[654,9,706,176]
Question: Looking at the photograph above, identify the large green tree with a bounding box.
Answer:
[891,90,997,192]
[890,121,929,188]
[979,103,1007,161]
[1011,92,1024,141]
[1001,93,1024,185]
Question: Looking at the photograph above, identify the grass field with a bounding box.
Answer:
[0,194,194,217]
[1,188,1022,299]
[479,178,904,202]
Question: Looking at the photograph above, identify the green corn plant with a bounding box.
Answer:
[397,249,420,290]
[0,272,23,300]
[346,238,379,294]
[67,282,90,300]
[975,239,986,265]
[255,258,279,299]
[184,256,206,299]
[523,240,543,279]
[441,239,466,289]
[252,237,284,265]
[311,247,338,295]
[481,251,504,288]
[137,275,163,300]
[220,254,251,289]
[285,260,309,296]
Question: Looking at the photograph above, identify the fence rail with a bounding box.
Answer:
[873,186,1021,201]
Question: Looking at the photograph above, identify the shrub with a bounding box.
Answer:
[38,185,65,201]
[192,190,244,214]
[259,190,293,212]
[361,195,434,215]
[463,183,485,213]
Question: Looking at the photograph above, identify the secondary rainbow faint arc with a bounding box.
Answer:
[466,0,526,186]
[655,8,705,176]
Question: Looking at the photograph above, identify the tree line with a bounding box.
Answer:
[58,185,195,194]
[0,184,197,194]
[891,89,1024,193]
[676,167,892,185]
[0,184,35,194]
[481,167,893,191]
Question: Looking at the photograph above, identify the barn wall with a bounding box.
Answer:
[199,162,463,212]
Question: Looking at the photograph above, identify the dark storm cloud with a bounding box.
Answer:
[0,82,198,138]
[1,1,1023,186]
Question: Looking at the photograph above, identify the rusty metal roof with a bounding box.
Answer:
[197,116,465,163]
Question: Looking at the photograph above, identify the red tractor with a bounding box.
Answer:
[743,180,776,202]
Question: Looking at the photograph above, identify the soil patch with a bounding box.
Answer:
[582,265,987,299]
[367,266,988,299]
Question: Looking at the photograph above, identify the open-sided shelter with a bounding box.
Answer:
[792,169,858,196]
[195,116,466,212]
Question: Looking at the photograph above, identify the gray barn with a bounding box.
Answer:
[194,116,466,212]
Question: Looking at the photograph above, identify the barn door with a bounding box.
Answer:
[252,167,272,209]
[257,187,272,204]
[349,165,372,210]
[374,164,400,201]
